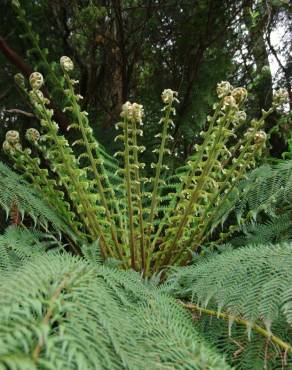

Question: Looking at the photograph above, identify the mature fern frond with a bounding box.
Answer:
[165,242,292,369]
[0,161,74,236]
[166,242,292,327]
[215,160,292,229]
[0,225,60,270]
[193,313,292,370]
[210,160,292,247]
[230,212,292,246]
[0,253,231,370]
[235,160,292,221]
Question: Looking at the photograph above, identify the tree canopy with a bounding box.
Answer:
[1,0,291,161]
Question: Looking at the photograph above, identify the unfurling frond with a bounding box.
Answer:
[1,8,292,369]
[2,57,284,272]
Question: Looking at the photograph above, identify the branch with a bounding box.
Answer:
[0,36,32,77]
[4,108,35,118]
[0,35,69,132]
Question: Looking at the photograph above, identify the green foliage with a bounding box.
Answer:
[0,161,74,237]
[209,159,292,246]
[165,242,292,369]
[231,212,292,246]
[3,57,288,275]
[1,2,289,275]
[166,242,292,326]
[233,160,292,221]
[0,225,64,270]
[193,314,291,370]
[0,253,231,370]
[0,3,291,370]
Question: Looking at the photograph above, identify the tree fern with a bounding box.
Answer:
[4,58,288,273]
[0,253,231,370]
[2,4,291,369]
[2,1,290,274]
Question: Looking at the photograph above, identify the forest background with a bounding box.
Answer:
[0,0,291,168]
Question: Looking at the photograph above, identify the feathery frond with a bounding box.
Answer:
[0,253,231,370]
[230,212,292,246]
[165,242,292,369]
[0,225,63,270]
[215,160,292,227]
[0,161,74,237]
[235,160,292,221]
[212,160,292,247]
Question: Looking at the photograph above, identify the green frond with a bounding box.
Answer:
[0,225,60,270]
[166,242,292,326]
[0,161,73,237]
[165,242,292,369]
[230,212,292,246]
[211,160,292,246]
[234,160,292,221]
[216,160,292,227]
[0,253,231,370]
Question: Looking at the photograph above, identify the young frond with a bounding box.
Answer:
[2,7,292,370]
[3,46,289,273]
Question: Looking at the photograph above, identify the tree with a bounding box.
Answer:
[2,0,289,161]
